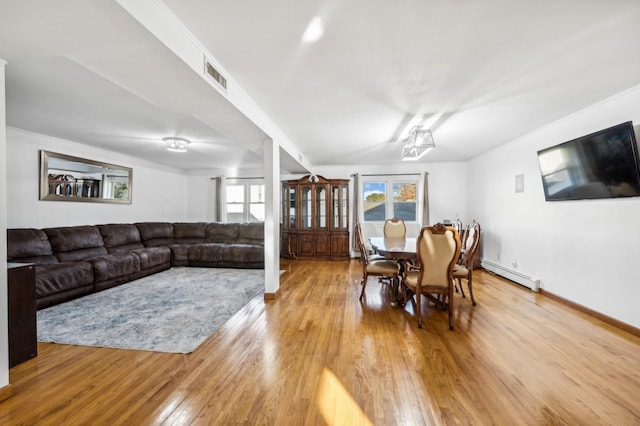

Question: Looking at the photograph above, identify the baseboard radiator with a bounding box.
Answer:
[480,259,540,292]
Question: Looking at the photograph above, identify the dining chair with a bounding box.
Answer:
[358,222,385,261]
[381,218,407,281]
[453,221,481,305]
[401,223,461,329]
[383,217,406,238]
[355,222,401,300]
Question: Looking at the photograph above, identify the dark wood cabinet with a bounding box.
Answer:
[281,175,350,259]
[8,263,37,367]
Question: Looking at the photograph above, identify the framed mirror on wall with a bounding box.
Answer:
[39,150,133,204]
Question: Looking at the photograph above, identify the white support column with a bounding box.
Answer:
[0,59,10,389]
[263,138,280,298]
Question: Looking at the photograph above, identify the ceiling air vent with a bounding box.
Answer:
[205,60,227,90]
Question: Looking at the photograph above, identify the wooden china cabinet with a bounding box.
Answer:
[281,175,350,259]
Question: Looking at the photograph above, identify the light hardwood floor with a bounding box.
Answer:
[2,259,640,425]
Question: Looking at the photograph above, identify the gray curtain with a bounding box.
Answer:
[214,176,226,222]
[422,172,430,226]
[351,173,360,252]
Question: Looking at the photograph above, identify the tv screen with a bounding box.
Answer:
[537,121,640,201]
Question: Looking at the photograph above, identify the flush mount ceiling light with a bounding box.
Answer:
[163,137,191,153]
[401,127,435,161]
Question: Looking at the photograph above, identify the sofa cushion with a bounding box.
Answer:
[167,244,191,267]
[173,222,207,243]
[35,262,94,300]
[36,262,94,309]
[98,224,145,254]
[88,253,141,284]
[188,243,225,265]
[205,222,239,244]
[223,244,264,264]
[132,246,172,270]
[135,222,174,247]
[236,222,264,245]
[44,226,108,262]
[7,228,58,265]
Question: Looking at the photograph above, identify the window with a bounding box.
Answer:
[362,177,419,222]
[225,180,265,222]
[226,184,245,222]
[249,184,265,222]
[363,181,386,221]
[392,182,417,221]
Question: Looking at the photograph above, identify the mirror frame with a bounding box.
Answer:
[39,150,133,204]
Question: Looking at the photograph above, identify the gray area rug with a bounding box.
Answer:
[37,267,264,353]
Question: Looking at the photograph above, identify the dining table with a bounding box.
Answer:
[368,237,417,263]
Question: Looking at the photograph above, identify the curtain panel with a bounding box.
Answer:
[214,176,226,222]
[422,172,430,226]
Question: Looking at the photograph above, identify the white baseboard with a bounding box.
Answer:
[481,259,540,292]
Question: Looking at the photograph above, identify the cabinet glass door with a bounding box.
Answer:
[341,186,348,229]
[300,186,312,229]
[316,186,326,228]
[289,186,297,228]
[332,186,340,228]
[281,185,287,228]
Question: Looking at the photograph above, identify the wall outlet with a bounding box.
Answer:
[496,252,501,261]
[512,259,518,269]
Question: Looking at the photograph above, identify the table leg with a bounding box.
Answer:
[391,259,410,308]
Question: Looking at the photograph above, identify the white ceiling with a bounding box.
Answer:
[2,1,640,171]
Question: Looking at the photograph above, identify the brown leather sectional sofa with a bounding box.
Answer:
[7,222,264,310]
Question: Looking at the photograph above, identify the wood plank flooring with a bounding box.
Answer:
[2,259,640,425]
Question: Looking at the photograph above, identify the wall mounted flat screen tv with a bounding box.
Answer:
[537,121,640,201]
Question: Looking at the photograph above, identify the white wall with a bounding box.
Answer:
[6,127,189,228]
[467,84,640,328]
[186,174,216,222]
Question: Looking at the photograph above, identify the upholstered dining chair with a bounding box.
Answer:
[355,222,401,300]
[383,217,406,238]
[453,221,481,305]
[401,223,461,329]
[358,222,386,261]
[378,218,406,285]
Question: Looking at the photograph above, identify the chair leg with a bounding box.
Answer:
[359,275,367,299]
[467,275,476,306]
[448,284,454,330]
[417,292,423,328]
[457,277,466,298]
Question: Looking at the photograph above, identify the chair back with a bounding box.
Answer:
[383,218,406,238]
[452,218,463,235]
[460,221,480,266]
[354,222,369,267]
[415,223,460,289]
[458,221,467,250]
